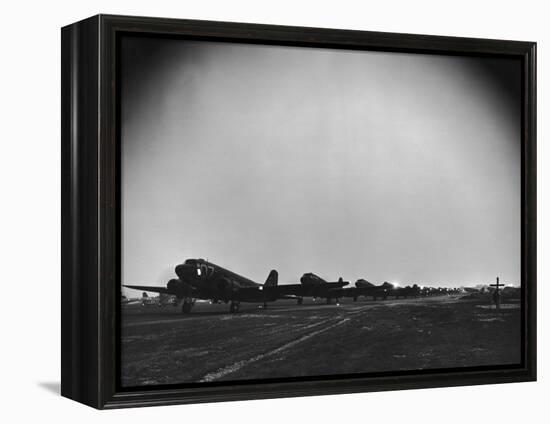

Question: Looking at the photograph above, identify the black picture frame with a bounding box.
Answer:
[61,14,537,409]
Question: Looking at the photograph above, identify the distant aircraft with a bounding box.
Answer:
[129,292,177,307]
[347,280,394,301]
[389,284,421,299]
[140,292,159,306]
[158,292,178,307]
[124,259,336,314]
[463,287,481,293]
[296,273,349,304]
[344,280,460,301]
[121,294,143,305]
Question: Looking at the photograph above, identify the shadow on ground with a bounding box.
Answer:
[37,382,60,395]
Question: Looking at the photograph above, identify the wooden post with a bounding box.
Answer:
[490,277,505,311]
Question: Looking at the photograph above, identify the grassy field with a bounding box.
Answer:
[121,295,521,387]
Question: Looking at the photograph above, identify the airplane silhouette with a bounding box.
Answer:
[124,259,346,313]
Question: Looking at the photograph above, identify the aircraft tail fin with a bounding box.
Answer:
[265,270,278,287]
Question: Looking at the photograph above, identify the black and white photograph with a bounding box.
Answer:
[120,35,523,387]
[2,0,545,420]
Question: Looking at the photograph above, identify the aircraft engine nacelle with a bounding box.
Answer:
[167,278,193,298]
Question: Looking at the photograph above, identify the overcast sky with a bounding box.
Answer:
[121,36,521,291]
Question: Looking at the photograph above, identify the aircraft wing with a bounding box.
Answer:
[235,284,306,300]
[123,285,170,295]
[265,284,305,296]
[265,282,349,297]
[326,281,350,288]
[325,287,348,296]
[280,294,302,300]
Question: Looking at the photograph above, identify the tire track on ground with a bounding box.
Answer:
[198,317,352,382]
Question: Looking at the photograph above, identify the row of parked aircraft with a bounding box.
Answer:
[124,258,461,314]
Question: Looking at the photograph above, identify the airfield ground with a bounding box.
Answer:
[121,295,521,387]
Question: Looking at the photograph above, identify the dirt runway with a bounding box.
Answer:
[121,296,521,387]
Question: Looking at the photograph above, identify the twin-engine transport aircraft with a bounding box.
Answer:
[124,259,334,314]
[347,281,424,300]
[296,273,349,304]
[346,280,395,301]
[392,284,421,299]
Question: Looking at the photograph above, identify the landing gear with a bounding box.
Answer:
[263,302,268,309]
[229,301,240,313]
[181,298,195,314]
[353,296,358,302]
[297,297,303,305]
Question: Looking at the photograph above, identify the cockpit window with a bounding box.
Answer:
[184,259,197,265]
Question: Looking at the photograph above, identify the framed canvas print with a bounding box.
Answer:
[61,14,536,409]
